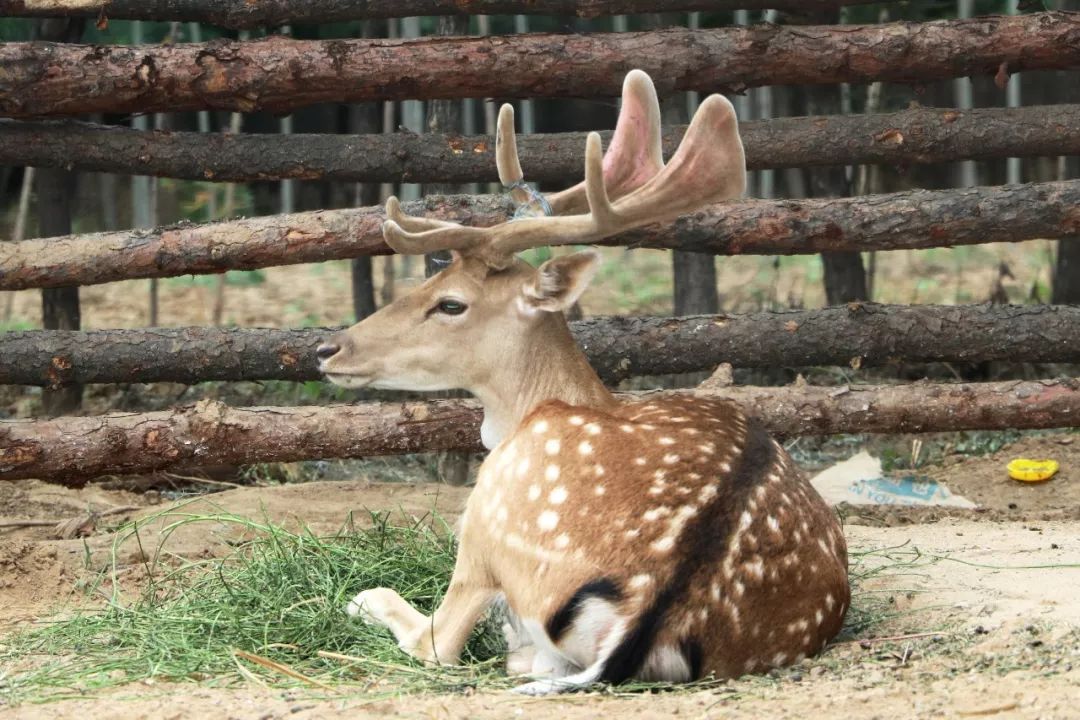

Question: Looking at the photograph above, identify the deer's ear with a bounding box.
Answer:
[521,251,600,314]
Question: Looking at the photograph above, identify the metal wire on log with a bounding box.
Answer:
[1,13,1079,117]
[0,1,922,28]
[2,180,1079,292]
[6,104,1080,183]
[3,304,1080,388]
[2,379,1078,484]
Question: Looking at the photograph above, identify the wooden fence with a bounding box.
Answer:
[1,3,1079,484]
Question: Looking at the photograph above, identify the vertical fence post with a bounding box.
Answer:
[36,17,84,416]
[954,0,978,189]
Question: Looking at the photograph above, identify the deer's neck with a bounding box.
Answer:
[471,317,616,449]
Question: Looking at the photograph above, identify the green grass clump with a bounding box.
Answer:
[0,509,510,704]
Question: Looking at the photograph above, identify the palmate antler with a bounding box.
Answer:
[381,69,746,269]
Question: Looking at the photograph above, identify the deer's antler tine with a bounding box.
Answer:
[381,197,489,255]
[547,69,665,215]
[382,219,489,256]
[655,93,746,206]
[495,104,534,208]
[583,132,618,229]
[384,196,463,234]
[607,93,745,226]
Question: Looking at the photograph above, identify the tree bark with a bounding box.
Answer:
[790,6,867,305]
[4,181,1079,293]
[1053,237,1080,304]
[425,15,473,488]
[6,104,1079,183]
[0,0,888,28]
[34,17,84,416]
[3,13,1080,117]
[672,251,719,315]
[4,304,1080,387]
[4,378,1079,483]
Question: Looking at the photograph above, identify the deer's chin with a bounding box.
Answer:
[323,373,374,389]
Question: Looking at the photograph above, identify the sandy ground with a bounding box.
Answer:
[1,449,1078,718]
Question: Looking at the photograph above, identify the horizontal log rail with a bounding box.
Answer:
[3,181,1079,292]
[0,1,886,28]
[2,378,1078,483]
[1,13,1078,117]
[5,104,1079,183]
[4,304,1080,388]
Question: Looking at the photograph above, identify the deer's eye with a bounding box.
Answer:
[435,299,467,316]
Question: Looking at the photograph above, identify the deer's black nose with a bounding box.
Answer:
[316,343,340,361]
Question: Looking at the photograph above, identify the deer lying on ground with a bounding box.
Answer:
[318,70,849,695]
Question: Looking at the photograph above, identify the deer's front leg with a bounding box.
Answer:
[347,574,496,666]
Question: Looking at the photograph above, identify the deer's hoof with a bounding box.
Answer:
[345,587,396,627]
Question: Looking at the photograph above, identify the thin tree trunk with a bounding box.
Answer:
[212,43,247,328]
[8,304,1080,387]
[426,14,473,487]
[6,104,1080,183]
[34,17,84,416]
[0,0,891,28]
[1053,156,1080,304]
[348,21,384,321]
[4,13,1080,117]
[5,181,1080,292]
[1,166,33,323]
[789,9,867,305]
[1051,0,1080,304]
[650,12,719,316]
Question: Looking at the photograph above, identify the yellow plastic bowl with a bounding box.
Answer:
[1007,458,1059,483]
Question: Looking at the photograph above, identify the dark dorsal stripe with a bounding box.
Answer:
[599,417,775,684]
[546,577,624,643]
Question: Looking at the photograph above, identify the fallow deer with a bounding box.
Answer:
[318,70,850,695]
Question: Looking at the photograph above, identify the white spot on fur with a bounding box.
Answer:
[772,652,787,666]
[594,465,606,477]
[624,528,641,539]
[643,508,663,522]
[825,593,836,611]
[635,457,647,466]
[733,580,745,597]
[532,420,549,434]
[545,439,561,455]
[548,486,568,505]
[538,511,559,531]
[663,453,680,465]
[545,465,560,482]
[659,437,676,446]
[554,533,571,549]
[710,582,721,601]
[568,415,584,426]
[516,457,531,478]
[650,536,675,553]
[739,511,752,531]
[744,558,764,580]
[496,506,508,523]
[629,574,653,589]
[815,609,825,626]
[594,484,606,496]
[528,484,541,501]
[585,423,602,435]
[578,441,594,455]
[767,516,780,533]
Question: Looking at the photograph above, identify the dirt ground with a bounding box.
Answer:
[1,436,1078,719]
